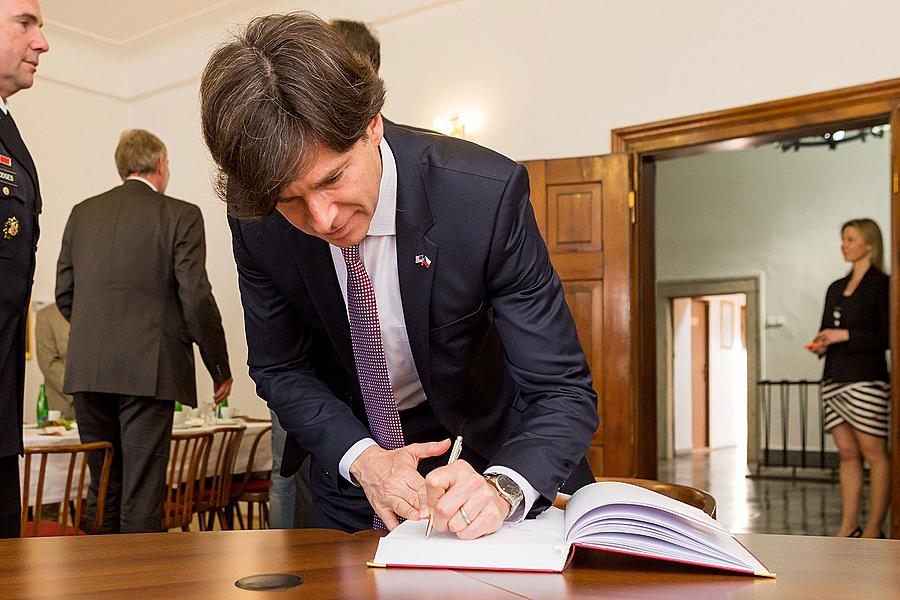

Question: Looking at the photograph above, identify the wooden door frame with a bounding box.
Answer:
[612,77,900,538]
[657,278,761,464]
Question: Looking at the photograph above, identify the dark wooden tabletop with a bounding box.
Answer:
[1,528,898,599]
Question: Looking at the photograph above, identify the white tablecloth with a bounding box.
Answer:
[20,419,273,505]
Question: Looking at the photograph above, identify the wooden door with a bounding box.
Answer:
[523,154,636,476]
[691,299,709,450]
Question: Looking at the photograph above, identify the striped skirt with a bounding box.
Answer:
[822,380,891,438]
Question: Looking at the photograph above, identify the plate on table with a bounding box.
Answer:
[215,418,239,425]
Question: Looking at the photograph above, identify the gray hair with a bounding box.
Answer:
[114,129,166,180]
[200,11,386,220]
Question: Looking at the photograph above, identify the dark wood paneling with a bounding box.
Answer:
[612,77,900,154]
[524,155,632,477]
[891,106,900,540]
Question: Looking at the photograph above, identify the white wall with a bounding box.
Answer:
[17,0,900,419]
[704,294,747,451]
[656,137,890,382]
[672,294,747,454]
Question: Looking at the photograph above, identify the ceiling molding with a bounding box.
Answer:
[44,0,244,47]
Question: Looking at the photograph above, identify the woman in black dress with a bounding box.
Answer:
[808,218,890,538]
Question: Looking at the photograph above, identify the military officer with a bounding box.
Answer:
[0,0,49,538]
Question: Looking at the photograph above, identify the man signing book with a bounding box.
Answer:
[199,11,598,539]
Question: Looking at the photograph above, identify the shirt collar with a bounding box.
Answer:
[0,98,8,115]
[126,175,158,193]
[366,135,397,237]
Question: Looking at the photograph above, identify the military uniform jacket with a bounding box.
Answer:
[0,110,41,457]
[56,180,230,406]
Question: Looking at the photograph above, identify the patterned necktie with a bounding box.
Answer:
[341,244,405,529]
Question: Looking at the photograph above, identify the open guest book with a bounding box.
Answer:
[370,481,775,577]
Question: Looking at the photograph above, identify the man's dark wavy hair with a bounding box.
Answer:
[200,11,385,220]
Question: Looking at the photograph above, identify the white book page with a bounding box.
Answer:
[373,508,571,572]
[564,482,770,575]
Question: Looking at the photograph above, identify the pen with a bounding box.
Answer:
[425,435,463,539]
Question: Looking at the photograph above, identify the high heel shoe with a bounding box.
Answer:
[848,526,862,538]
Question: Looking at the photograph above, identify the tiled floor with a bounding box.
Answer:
[657,446,875,536]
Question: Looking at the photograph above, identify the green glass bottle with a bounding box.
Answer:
[174,401,183,412]
[36,384,49,425]
[216,396,228,419]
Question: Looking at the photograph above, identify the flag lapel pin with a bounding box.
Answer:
[0,155,11,167]
[414,254,432,269]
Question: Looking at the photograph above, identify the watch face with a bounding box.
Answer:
[495,474,519,495]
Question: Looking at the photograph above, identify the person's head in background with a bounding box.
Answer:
[200,12,386,248]
[0,0,49,101]
[841,218,884,273]
[330,19,380,72]
[115,129,170,195]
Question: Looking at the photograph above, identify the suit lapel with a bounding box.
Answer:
[0,111,40,211]
[386,124,436,392]
[281,214,356,378]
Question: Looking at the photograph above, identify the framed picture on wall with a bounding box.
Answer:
[720,301,734,349]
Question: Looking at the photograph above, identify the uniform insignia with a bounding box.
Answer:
[0,168,16,187]
[0,155,10,167]
[2,215,19,239]
[414,254,432,268]
[2,187,8,196]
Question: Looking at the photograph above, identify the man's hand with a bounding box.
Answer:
[425,461,510,540]
[350,439,451,530]
[213,378,233,403]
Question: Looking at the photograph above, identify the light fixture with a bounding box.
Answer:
[432,108,482,139]
[775,124,890,152]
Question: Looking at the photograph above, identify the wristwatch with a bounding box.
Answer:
[483,473,524,519]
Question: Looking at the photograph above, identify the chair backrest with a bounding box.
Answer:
[21,441,113,536]
[196,426,246,511]
[596,477,717,517]
[165,431,212,530]
[553,477,717,518]
[230,425,272,499]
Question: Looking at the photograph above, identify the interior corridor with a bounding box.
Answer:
[657,447,870,536]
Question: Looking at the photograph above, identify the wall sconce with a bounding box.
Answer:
[433,108,482,139]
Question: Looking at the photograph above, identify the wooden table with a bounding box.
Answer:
[1,529,898,599]
[20,419,272,504]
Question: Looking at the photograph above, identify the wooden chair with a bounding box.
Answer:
[164,431,211,531]
[21,441,113,536]
[194,425,245,531]
[227,424,272,530]
[554,477,717,517]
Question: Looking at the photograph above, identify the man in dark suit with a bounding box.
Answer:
[0,0,49,539]
[56,129,232,533]
[200,12,597,538]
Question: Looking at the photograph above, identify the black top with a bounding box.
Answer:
[819,266,889,383]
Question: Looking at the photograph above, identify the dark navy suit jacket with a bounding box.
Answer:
[229,122,598,508]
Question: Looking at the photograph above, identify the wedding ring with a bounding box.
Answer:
[459,506,472,525]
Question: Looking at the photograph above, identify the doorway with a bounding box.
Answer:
[613,77,900,537]
[659,280,756,464]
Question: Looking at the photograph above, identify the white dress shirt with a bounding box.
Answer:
[335,137,538,522]
[125,175,158,192]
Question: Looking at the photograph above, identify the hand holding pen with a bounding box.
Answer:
[425,435,463,539]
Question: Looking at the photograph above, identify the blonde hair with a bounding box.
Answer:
[114,129,166,180]
[842,218,885,272]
